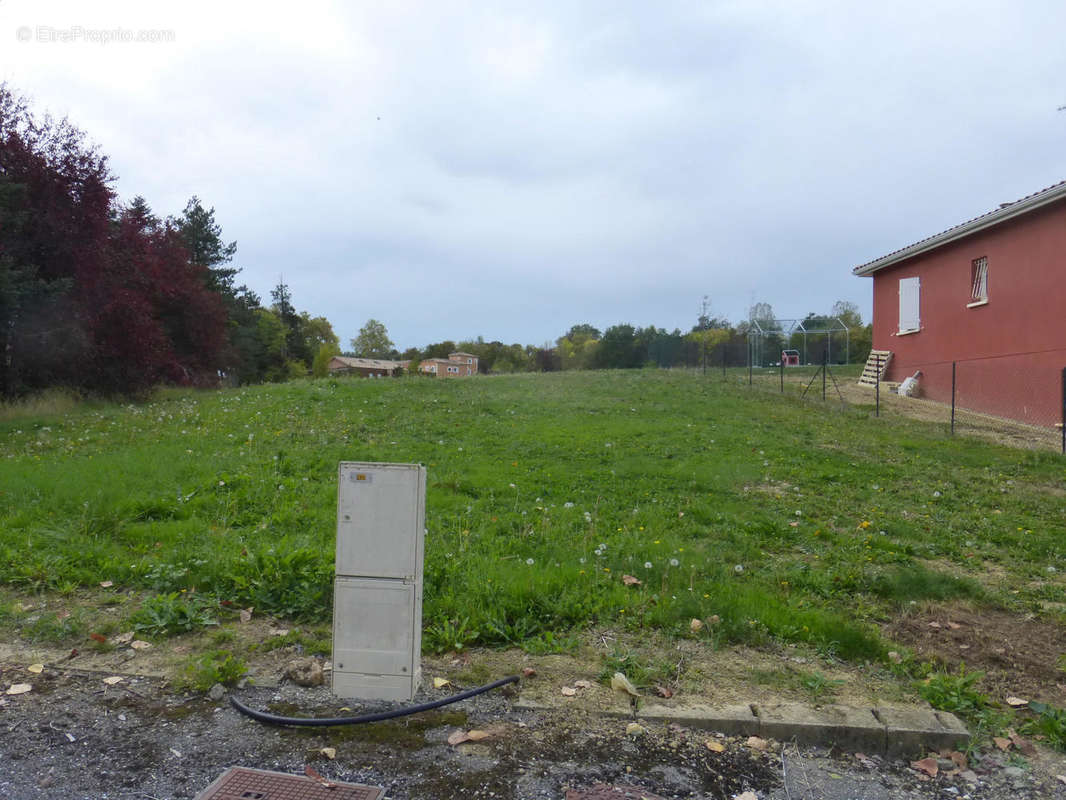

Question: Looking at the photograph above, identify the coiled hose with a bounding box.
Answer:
[229,675,520,727]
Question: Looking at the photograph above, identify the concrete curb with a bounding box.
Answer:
[515,696,969,757]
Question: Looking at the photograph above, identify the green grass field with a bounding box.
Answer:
[1,369,1063,664]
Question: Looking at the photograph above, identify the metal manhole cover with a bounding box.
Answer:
[564,783,668,800]
[194,767,385,800]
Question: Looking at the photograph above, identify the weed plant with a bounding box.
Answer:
[1,370,1063,663]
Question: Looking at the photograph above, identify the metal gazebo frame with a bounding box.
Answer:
[747,317,850,368]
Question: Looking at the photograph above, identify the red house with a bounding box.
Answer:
[853,180,1066,428]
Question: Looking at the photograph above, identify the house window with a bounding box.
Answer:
[467,358,472,364]
[898,276,920,334]
[969,257,988,305]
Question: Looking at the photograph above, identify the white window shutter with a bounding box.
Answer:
[899,277,920,333]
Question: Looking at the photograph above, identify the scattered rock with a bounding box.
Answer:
[284,658,324,687]
[208,683,226,701]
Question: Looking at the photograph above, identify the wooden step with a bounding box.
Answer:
[858,350,892,386]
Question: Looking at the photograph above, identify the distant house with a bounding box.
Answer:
[418,352,479,378]
[853,179,1066,427]
[328,356,406,378]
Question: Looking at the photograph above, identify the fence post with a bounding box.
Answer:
[875,354,880,417]
[951,361,956,436]
[748,336,752,386]
[780,358,784,393]
[822,350,827,401]
[1061,366,1065,455]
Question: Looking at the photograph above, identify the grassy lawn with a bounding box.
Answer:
[1,369,1063,678]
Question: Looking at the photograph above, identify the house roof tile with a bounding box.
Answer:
[853,179,1066,276]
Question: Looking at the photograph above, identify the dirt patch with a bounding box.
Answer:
[837,382,1062,451]
[885,603,1066,706]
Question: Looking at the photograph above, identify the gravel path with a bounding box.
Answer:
[3,665,1066,799]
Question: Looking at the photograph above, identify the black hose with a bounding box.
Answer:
[229,675,520,727]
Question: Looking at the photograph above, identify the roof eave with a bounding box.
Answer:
[852,181,1066,277]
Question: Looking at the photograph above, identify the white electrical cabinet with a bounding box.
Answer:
[332,462,425,701]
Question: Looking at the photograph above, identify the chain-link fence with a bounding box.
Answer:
[737,347,1066,453]
[889,351,1065,452]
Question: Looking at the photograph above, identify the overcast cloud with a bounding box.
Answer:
[2,1,1064,350]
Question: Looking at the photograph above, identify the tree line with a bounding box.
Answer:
[351,301,872,376]
[0,84,338,398]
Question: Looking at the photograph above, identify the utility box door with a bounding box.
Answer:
[332,577,418,677]
[336,462,425,579]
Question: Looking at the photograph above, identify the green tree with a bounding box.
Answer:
[311,342,341,378]
[351,319,395,358]
[270,281,311,365]
[175,196,239,298]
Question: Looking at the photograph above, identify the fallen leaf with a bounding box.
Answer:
[789,521,799,527]
[625,722,646,736]
[573,679,592,689]
[746,736,769,751]
[320,747,336,760]
[610,672,639,698]
[911,757,938,777]
[1009,730,1038,757]
[928,622,941,629]
[130,640,152,650]
[239,607,253,624]
[27,664,44,674]
[621,574,642,586]
[6,684,31,695]
[1056,774,1066,786]
[112,632,134,645]
[89,633,107,643]
[705,739,725,752]
[1006,696,1029,707]
[448,730,471,746]
[708,614,720,624]
[735,792,758,800]
[304,766,336,788]
[994,736,1012,751]
[887,651,902,664]
[947,621,961,630]
[466,729,492,741]
[102,676,124,686]
[689,618,703,633]
[949,751,967,769]
[432,677,450,689]
[522,667,536,678]
[270,628,290,637]
[655,685,674,698]
[560,686,577,697]
[99,580,113,588]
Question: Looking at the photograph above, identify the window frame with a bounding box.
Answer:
[968,256,989,307]
[898,276,921,335]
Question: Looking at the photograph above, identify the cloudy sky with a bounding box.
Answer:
[2,1,1064,350]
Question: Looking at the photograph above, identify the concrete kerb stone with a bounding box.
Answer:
[755,703,886,753]
[638,703,759,737]
[514,695,970,756]
[874,707,970,757]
